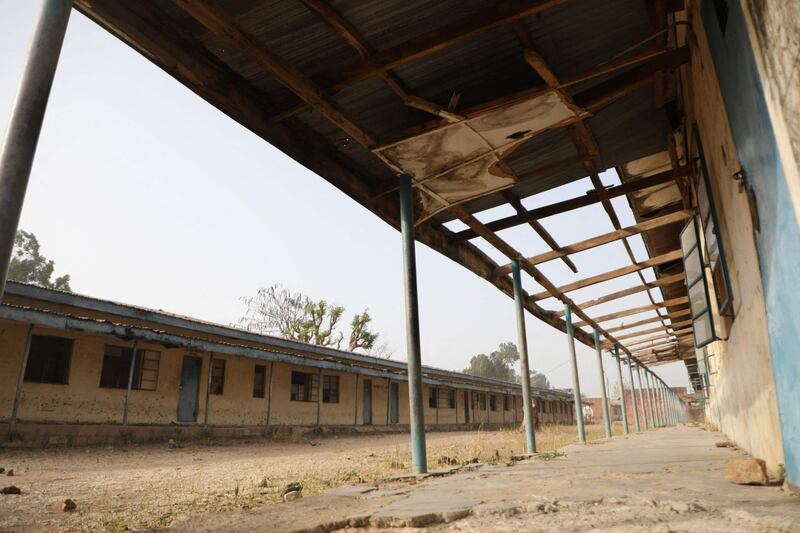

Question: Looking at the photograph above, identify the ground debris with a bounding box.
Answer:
[280,481,302,497]
[1,486,21,495]
[6,469,13,477]
[60,499,77,512]
[725,457,769,485]
[715,441,735,448]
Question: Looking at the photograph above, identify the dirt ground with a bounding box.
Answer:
[0,424,616,532]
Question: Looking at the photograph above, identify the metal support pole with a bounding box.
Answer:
[316,367,322,427]
[626,353,640,432]
[565,305,586,443]
[354,373,359,426]
[122,341,139,425]
[512,259,536,453]
[0,0,72,300]
[660,383,670,426]
[593,329,612,438]
[613,346,629,434]
[203,352,214,426]
[266,361,274,429]
[9,324,34,422]
[644,367,658,428]
[635,364,649,430]
[399,174,427,474]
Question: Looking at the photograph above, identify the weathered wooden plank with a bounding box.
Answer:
[530,249,683,301]
[172,0,376,148]
[568,272,686,314]
[318,0,567,92]
[572,296,689,328]
[457,166,688,240]
[605,308,692,333]
[496,210,692,275]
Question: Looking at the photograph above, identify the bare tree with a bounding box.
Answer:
[238,284,384,354]
[349,310,378,352]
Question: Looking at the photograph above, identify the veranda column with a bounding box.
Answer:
[626,353,641,432]
[644,371,658,427]
[593,329,612,438]
[511,259,536,453]
[565,305,586,443]
[614,346,629,434]
[0,0,72,299]
[399,174,427,474]
[635,364,649,430]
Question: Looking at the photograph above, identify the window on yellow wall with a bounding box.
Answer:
[99,345,160,390]
[503,396,510,411]
[446,389,456,409]
[428,387,437,408]
[479,393,486,411]
[489,395,498,411]
[253,364,266,398]
[210,359,225,395]
[25,335,72,385]
[291,371,318,402]
[322,375,339,403]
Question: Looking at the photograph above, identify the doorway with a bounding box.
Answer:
[177,355,202,422]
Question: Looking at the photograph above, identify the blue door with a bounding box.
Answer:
[177,355,202,422]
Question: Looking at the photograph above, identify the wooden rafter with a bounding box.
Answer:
[627,328,693,350]
[605,308,691,333]
[448,204,634,357]
[568,272,685,314]
[501,190,578,273]
[496,210,692,275]
[316,0,567,92]
[299,0,462,122]
[612,322,680,341]
[457,166,688,240]
[572,297,688,328]
[172,0,376,148]
[529,249,682,301]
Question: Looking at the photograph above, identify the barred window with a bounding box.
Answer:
[322,375,339,403]
[253,364,266,398]
[210,359,225,395]
[24,335,72,385]
[99,345,160,390]
[479,393,486,411]
[503,396,511,411]
[428,387,438,408]
[489,395,498,411]
[291,371,318,402]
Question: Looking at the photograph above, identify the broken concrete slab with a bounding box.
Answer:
[324,484,376,497]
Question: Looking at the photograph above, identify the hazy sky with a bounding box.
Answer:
[1,1,690,395]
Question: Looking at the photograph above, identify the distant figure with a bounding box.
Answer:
[582,405,594,423]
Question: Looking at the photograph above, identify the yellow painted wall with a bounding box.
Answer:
[0,321,28,420]
[679,1,785,473]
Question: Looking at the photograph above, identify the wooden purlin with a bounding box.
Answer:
[501,190,578,273]
[529,249,683,301]
[172,0,377,148]
[567,272,685,314]
[299,0,463,122]
[447,205,639,361]
[572,296,689,328]
[495,210,693,275]
[604,308,692,333]
[457,166,688,240]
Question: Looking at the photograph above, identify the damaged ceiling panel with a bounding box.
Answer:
[375,89,580,222]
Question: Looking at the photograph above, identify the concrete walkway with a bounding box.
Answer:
[173,426,800,532]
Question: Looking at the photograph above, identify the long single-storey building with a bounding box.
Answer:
[0,282,575,446]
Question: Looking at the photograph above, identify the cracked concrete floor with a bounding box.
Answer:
[172,426,800,532]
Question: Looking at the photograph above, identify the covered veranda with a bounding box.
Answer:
[0,0,730,475]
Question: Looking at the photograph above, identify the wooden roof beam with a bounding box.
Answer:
[567,272,685,314]
[529,249,683,301]
[627,328,693,350]
[501,190,578,273]
[172,0,376,148]
[605,308,691,333]
[299,0,463,122]
[456,166,688,239]
[572,296,688,328]
[496,210,692,275]
[318,0,567,92]
[448,205,632,356]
